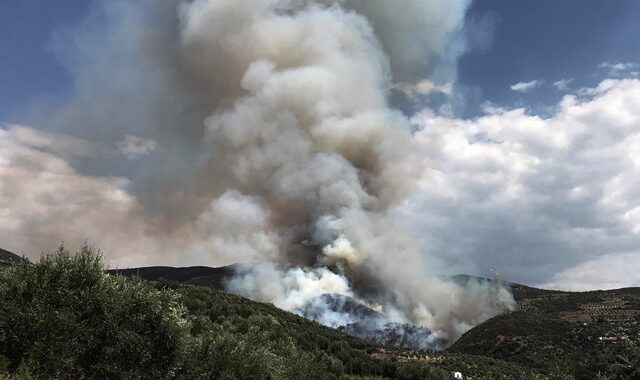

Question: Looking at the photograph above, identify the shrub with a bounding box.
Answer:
[0,245,190,379]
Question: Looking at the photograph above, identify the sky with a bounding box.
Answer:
[0,0,91,121]
[1,0,640,291]
[459,0,640,116]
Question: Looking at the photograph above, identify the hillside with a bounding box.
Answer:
[1,246,549,379]
[107,265,237,290]
[3,250,640,378]
[113,265,640,379]
[0,248,22,265]
[451,284,640,378]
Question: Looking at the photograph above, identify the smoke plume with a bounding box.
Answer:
[2,0,514,346]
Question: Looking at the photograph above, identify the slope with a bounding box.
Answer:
[0,248,23,265]
[451,284,640,379]
[1,247,547,379]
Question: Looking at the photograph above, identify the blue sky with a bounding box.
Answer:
[0,0,91,121]
[459,0,640,115]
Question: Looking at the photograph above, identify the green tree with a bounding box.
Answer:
[0,244,190,379]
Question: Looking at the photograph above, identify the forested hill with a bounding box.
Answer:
[2,247,640,379]
[451,284,640,378]
[107,265,237,290]
[108,262,640,379]
[0,246,542,379]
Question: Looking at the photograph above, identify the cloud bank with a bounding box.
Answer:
[409,78,640,290]
[599,62,640,78]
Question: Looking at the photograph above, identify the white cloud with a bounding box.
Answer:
[510,80,542,92]
[480,101,508,115]
[599,62,640,77]
[552,78,573,91]
[541,252,640,291]
[2,124,96,158]
[392,79,453,99]
[408,79,640,289]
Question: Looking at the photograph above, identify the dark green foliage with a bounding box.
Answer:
[181,316,341,379]
[452,288,640,380]
[107,265,236,290]
[168,282,432,378]
[5,245,638,379]
[395,362,449,380]
[0,245,190,379]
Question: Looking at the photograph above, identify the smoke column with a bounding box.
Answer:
[4,0,514,346]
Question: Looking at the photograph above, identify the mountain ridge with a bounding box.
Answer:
[0,248,23,265]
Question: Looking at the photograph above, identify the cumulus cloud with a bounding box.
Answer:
[599,61,640,77]
[552,78,574,91]
[409,78,640,289]
[3,124,96,159]
[510,80,542,92]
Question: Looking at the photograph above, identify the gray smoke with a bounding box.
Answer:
[2,0,514,346]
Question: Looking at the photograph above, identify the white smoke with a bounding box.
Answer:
[226,263,356,326]
[2,0,515,346]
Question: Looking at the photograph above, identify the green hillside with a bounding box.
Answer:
[107,265,236,290]
[1,246,639,379]
[0,245,546,379]
[111,268,640,378]
[451,284,640,379]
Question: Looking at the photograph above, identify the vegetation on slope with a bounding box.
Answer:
[0,246,456,379]
[6,245,636,379]
[451,285,640,379]
[107,265,236,290]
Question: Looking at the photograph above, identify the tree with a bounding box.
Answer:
[0,244,190,379]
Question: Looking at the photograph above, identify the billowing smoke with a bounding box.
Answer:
[2,0,514,347]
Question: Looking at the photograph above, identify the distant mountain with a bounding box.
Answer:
[0,248,23,265]
[107,264,238,290]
